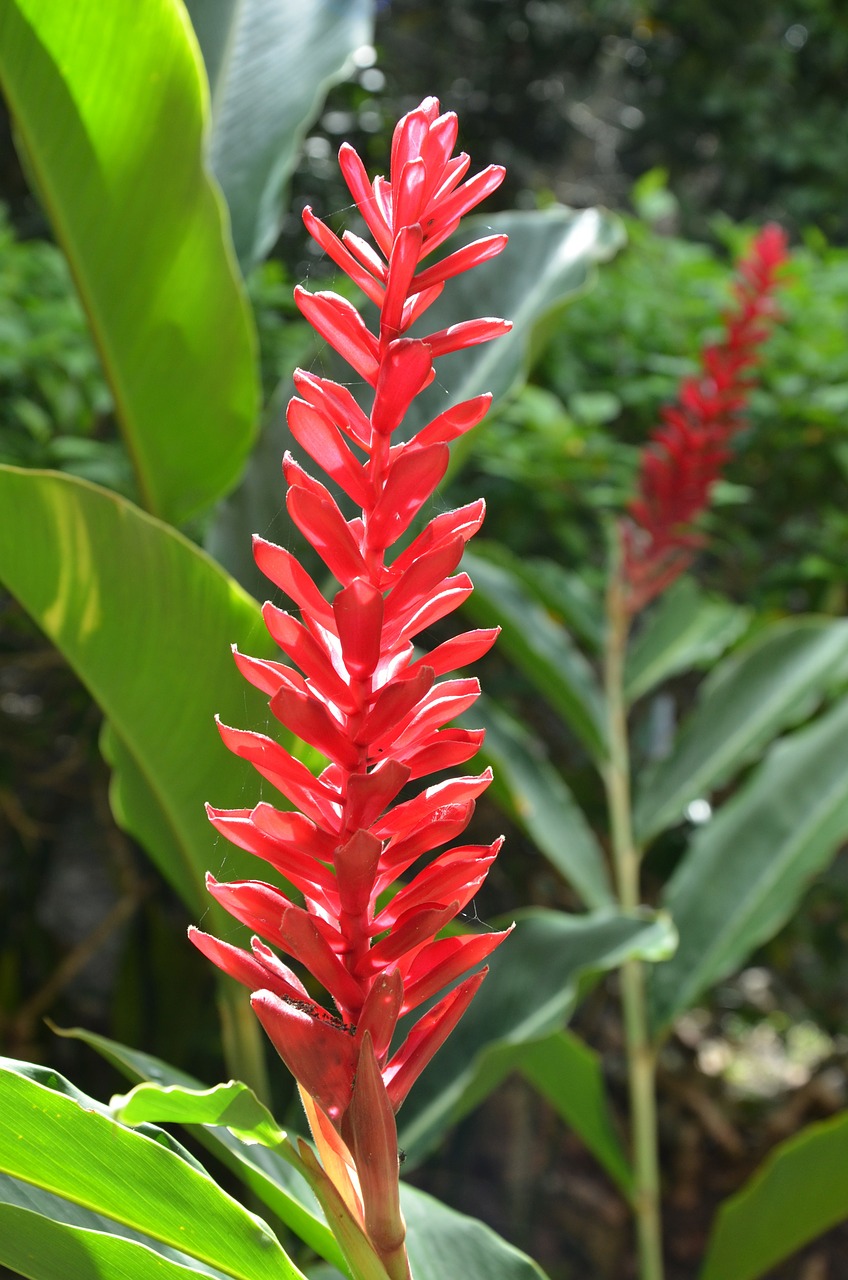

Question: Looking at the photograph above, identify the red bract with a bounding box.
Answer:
[621,224,788,614]
[189,98,511,1280]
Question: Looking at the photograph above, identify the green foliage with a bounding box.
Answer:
[0,0,260,526]
[650,692,848,1034]
[0,465,287,918]
[634,618,848,844]
[185,0,374,272]
[0,1060,306,1280]
[57,1028,557,1280]
[396,908,677,1163]
[700,1110,848,1280]
[0,208,120,485]
[453,214,848,614]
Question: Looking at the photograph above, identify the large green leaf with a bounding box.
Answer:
[397,908,676,1162]
[0,1199,229,1280]
[186,0,374,271]
[114,1079,288,1148]
[405,206,626,444]
[517,1030,632,1195]
[63,1028,551,1280]
[700,1111,848,1280]
[0,1061,305,1280]
[474,696,613,909]
[56,1026,346,1273]
[0,0,259,523]
[649,693,848,1035]
[468,542,605,653]
[462,550,608,763]
[624,577,750,705]
[0,466,282,916]
[634,617,848,844]
[402,1186,551,1280]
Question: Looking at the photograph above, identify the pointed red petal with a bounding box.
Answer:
[400,926,511,1013]
[188,926,308,1001]
[251,991,357,1123]
[370,338,433,437]
[294,287,380,383]
[385,968,488,1110]
[333,578,385,680]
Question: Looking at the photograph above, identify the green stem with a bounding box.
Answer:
[217,976,271,1105]
[603,567,664,1280]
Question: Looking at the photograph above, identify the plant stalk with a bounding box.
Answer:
[217,976,271,1104]
[603,567,664,1280]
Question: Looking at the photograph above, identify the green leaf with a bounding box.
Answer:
[649,693,848,1035]
[463,550,608,762]
[624,577,751,704]
[700,1111,848,1280]
[402,1185,552,1280]
[406,206,626,445]
[0,1199,230,1280]
[634,617,848,844]
[517,1030,632,1195]
[186,0,374,271]
[0,466,281,916]
[474,696,613,909]
[397,908,676,1163]
[0,1060,305,1280]
[113,1080,287,1149]
[54,1025,347,1274]
[209,207,625,592]
[469,541,605,653]
[0,0,259,524]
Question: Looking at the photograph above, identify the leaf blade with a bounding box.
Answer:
[700,1112,848,1280]
[650,693,848,1034]
[624,578,751,705]
[0,1061,304,1280]
[474,695,613,908]
[634,618,848,844]
[0,0,259,523]
[0,466,280,915]
[463,550,608,762]
[54,1025,346,1274]
[186,0,375,270]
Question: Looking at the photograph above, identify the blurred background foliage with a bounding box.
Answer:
[2,2,848,1276]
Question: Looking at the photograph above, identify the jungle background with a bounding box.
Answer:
[3,2,848,1277]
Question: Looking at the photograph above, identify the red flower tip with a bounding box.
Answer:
[621,224,788,614]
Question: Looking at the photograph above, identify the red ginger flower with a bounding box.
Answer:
[621,223,789,614]
[189,98,511,1279]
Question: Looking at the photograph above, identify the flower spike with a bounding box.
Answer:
[621,224,789,615]
[190,99,511,1280]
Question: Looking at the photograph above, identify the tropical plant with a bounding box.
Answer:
[0,3,629,1277]
[399,225,848,1280]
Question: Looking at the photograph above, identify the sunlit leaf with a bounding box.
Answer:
[113,1079,288,1148]
[0,0,259,523]
[0,466,283,917]
[0,1060,305,1280]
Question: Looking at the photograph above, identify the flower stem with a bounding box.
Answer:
[603,566,664,1280]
